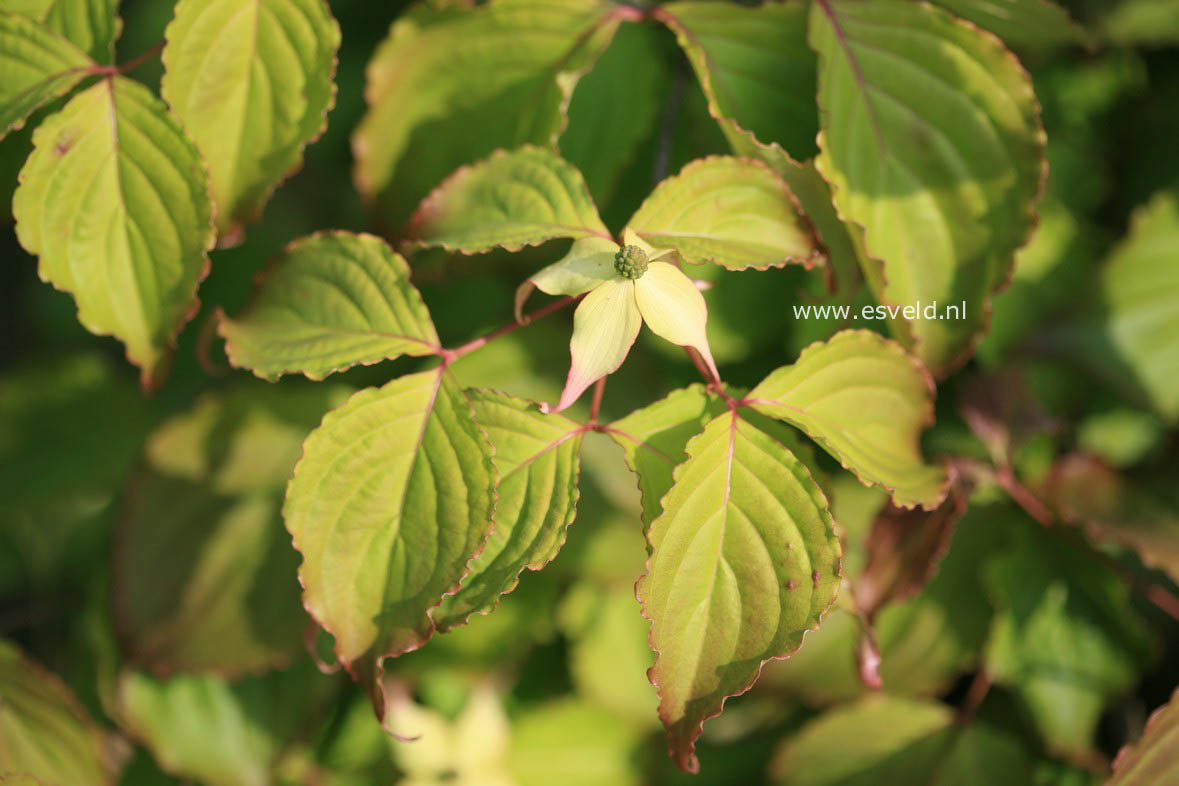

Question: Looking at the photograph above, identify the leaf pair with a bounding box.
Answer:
[407,145,816,411]
[220,230,586,714]
[609,330,948,771]
[4,0,340,386]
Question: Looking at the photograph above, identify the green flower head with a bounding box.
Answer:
[614,245,648,280]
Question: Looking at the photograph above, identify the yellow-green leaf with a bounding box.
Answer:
[0,11,93,137]
[810,0,1046,375]
[639,410,841,773]
[13,76,214,387]
[219,232,440,381]
[1,0,120,63]
[161,0,340,238]
[747,330,947,509]
[624,156,819,271]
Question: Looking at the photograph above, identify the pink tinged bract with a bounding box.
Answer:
[548,278,642,413]
[635,261,719,381]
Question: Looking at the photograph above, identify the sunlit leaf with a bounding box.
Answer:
[114,385,348,676]
[13,76,215,387]
[0,11,93,137]
[353,0,622,228]
[284,369,496,712]
[769,695,1032,785]
[161,0,340,237]
[434,390,583,629]
[407,145,611,253]
[624,156,818,271]
[1,0,120,63]
[1109,686,1179,786]
[639,410,841,772]
[810,0,1046,375]
[219,232,439,381]
[0,640,115,786]
[748,330,947,509]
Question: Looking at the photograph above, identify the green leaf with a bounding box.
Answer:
[1,0,121,63]
[747,330,947,509]
[116,660,340,786]
[219,232,439,381]
[13,76,215,388]
[929,0,1090,52]
[623,156,819,271]
[353,0,622,229]
[809,0,1046,376]
[654,0,818,162]
[559,20,669,210]
[984,519,1154,756]
[434,390,583,629]
[161,0,340,238]
[508,699,643,786]
[638,410,841,773]
[606,383,729,527]
[1102,0,1179,47]
[0,11,93,138]
[284,369,496,710]
[1056,191,1179,423]
[1047,454,1179,586]
[1109,686,1179,786]
[113,385,348,676]
[0,640,114,786]
[769,695,1033,786]
[407,145,611,253]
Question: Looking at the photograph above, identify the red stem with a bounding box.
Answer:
[443,294,580,365]
[589,377,607,425]
[90,40,165,77]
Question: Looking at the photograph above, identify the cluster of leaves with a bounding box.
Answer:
[2,0,1179,784]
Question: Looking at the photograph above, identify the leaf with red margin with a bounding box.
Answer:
[809,0,1047,376]
[0,640,118,785]
[433,389,584,630]
[1109,685,1179,786]
[747,330,948,510]
[638,409,841,773]
[283,368,496,716]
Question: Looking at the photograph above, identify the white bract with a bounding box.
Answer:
[517,233,719,413]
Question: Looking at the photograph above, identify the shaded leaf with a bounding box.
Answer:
[161,0,340,237]
[219,232,439,381]
[810,0,1046,375]
[0,640,115,786]
[353,0,621,229]
[1,0,120,63]
[434,390,583,629]
[113,385,348,676]
[930,0,1090,53]
[284,369,496,712]
[1109,686,1179,786]
[116,659,340,786]
[769,695,1033,786]
[0,11,93,137]
[855,481,967,620]
[1047,453,1179,585]
[747,330,947,509]
[654,0,818,162]
[407,145,611,253]
[1054,191,1179,423]
[624,155,819,271]
[13,76,215,387]
[508,699,643,786]
[639,410,841,772]
[984,518,1155,756]
[606,383,729,527]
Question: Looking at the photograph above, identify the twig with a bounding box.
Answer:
[589,376,607,425]
[442,295,580,364]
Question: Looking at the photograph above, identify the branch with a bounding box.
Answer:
[442,294,581,364]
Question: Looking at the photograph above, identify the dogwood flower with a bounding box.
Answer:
[515,233,719,413]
